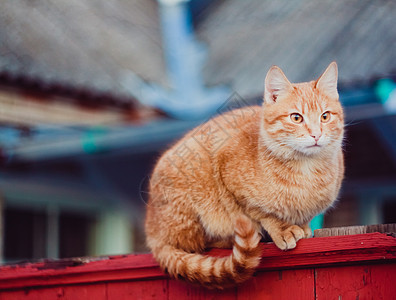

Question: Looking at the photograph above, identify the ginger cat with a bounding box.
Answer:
[145,62,344,289]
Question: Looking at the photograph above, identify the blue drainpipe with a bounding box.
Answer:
[123,0,230,120]
[159,0,203,100]
[156,0,230,120]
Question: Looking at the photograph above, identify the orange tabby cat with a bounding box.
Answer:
[145,62,344,289]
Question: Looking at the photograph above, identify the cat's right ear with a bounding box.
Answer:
[264,66,293,104]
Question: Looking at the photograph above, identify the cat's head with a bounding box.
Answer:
[260,62,344,159]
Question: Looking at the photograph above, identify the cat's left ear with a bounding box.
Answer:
[316,62,339,99]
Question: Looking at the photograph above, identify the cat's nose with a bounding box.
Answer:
[310,134,321,142]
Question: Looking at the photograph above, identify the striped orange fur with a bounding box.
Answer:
[150,215,261,289]
[145,62,344,288]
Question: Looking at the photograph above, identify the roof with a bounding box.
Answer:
[1,0,395,102]
[0,0,167,99]
[197,0,396,97]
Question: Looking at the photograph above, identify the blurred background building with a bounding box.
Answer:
[0,0,395,263]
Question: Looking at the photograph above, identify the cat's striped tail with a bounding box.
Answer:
[152,216,262,289]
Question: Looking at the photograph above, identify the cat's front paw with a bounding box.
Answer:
[271,225,306,251]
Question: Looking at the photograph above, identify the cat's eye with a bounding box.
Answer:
[290,113,303,123]
[321,112,331,123]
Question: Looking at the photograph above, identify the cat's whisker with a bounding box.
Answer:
[344,119,362,127]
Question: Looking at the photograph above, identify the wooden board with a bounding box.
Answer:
[237,269,315,300]
[0,253,165,290]
[0,283,107,300]
[314,223,396,237]
[208,233,396,271]
[0,231,395,299]
[107,280,168,300]
[168,280,237,300]
[315,264,396,300]
[1,233,395,290]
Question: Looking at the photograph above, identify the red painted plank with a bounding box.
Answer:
[0,284,107,300]
[0,254,165,290]
[237,269,315,300]
[107,279,168,300]
[0,288,62,300]
[0,233,395,290]
[168,279,236,300]
[315,264,396,300]
[61,284,107,300]
[209,233,396,271]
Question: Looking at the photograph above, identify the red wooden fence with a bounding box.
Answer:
[0,233,395,299]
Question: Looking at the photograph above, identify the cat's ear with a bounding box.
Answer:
[264,66,293,104]
[316,62,339,99]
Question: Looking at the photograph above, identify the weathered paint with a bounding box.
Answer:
[0,233,395,299]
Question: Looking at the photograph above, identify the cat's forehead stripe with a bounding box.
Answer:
[291,86,331,114]
[294,102,303,113]
[293,97,322,114]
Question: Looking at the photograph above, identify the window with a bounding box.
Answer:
[3,207,95,263]
[383,198,396,224]
[4,208,46,261]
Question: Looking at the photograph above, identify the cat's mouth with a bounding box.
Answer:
[307,144,321,148]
